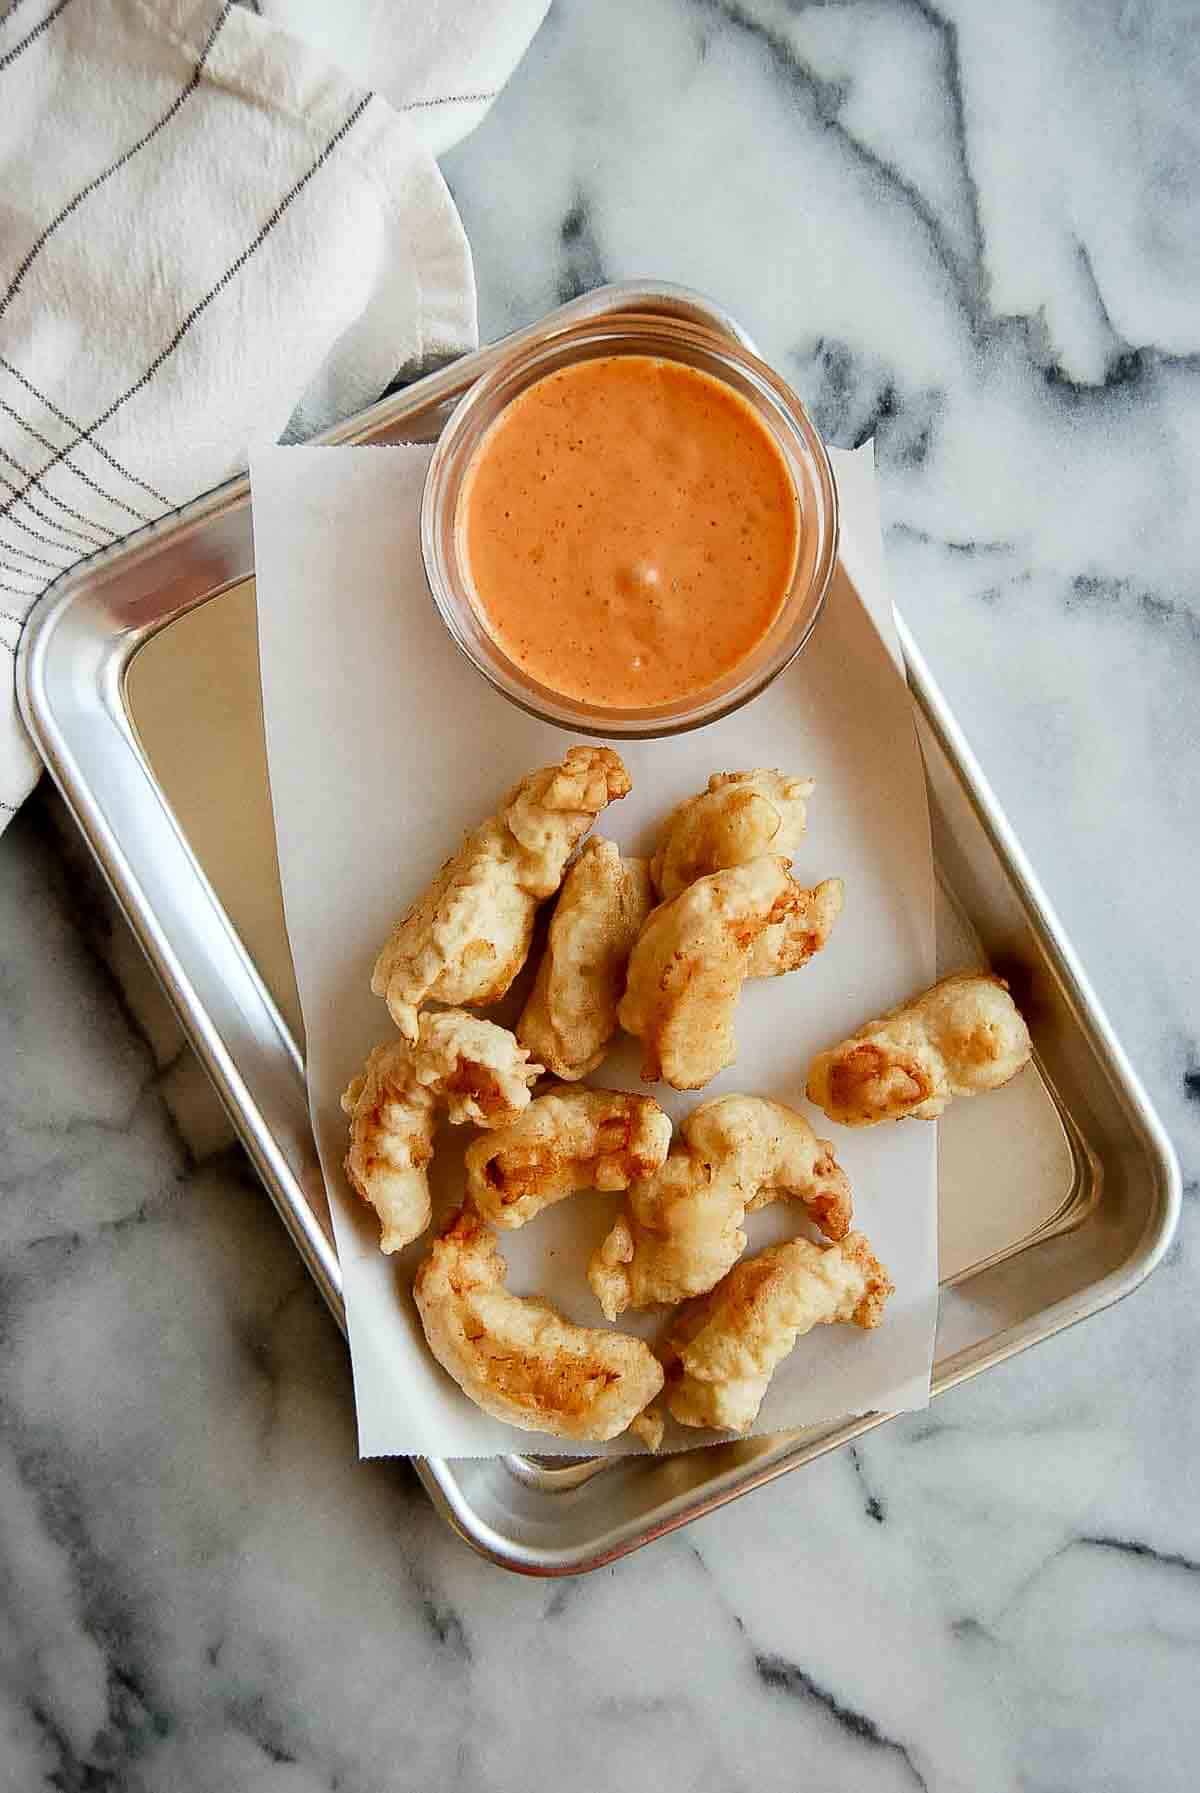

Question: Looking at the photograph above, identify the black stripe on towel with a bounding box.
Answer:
[0,0,74,78]
[403,90,497,111]
[0,379,163,517]
[0,468,106,548]
[0,91,372,532]
[0,536,65,572]
[2,504,84,558]
[0,2,236,323]
[0,569,41,595]
[0,441,117,538]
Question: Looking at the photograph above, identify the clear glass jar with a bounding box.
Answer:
[420,314,839,738]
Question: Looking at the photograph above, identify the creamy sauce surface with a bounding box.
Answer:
[459,354,800,709]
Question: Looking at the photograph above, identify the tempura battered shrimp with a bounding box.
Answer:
[807,971,1032,1126]
[412,1009,543,1126]
[342,1013,541,1252]
[651,771,814,901]
[467,1089,671,1229]
[747,876,844,979]
[664,1232,892,1433]
[517,839,653,1080]
[372,746,630,1039]
[413,1207,664,1442]
[618,858,802,1090]
[649,772,841,979]
[341,1042,436,1255]
[589,1094,853,1319]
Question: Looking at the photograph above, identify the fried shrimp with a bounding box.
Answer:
[618,857,803,1089]
[517,838,653,1080]
[807,971,1032,1126]
[341,1041,437,1255]
[588,1094,853,1319]
[651,770,814,901]
[649,771,841,979]
[372,746,631,1039]
[663,1232,893,1433]
[747,875,844,979]
[409,1009,543,1125]
[341,1014,541,1252]
[413,1207,664,1442]
[466,1089,671,1229]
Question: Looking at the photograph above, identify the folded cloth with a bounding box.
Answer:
[0,0,547,828]
[253,0,549,157]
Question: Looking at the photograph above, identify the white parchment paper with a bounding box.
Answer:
[250,441,936,1456]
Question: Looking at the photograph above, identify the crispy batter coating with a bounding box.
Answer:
[410,1009,543,1126]
[341,1042,437,1254]
[341,1014,541,1252]
[807,971,1032,1126]
[649,771,841,979]
[747,875,844,979]
[517,838,654,1080]
[588,1094,853,1319]
[629,1407,665,1453]
[372,747,631,1039]
[651,771,814,901]
[618,858,803,1090]
[466,1089,672,1229]
[664,1232,893,1432]
[413,1207,664,1442]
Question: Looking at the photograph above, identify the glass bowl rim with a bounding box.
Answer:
[419,313,840,739]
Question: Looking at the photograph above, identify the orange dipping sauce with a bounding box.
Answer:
[457,355,801,710]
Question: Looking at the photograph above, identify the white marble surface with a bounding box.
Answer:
[3,1,1199,1787]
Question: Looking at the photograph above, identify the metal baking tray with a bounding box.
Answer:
[20,284,1180,1573]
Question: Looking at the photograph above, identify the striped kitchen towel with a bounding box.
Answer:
[0,0,547,829]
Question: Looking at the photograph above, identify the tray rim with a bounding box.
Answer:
[18,282,1181,1575]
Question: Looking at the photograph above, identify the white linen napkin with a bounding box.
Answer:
[0,0,547,828]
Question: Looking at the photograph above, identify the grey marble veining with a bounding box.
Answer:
[3,1,1199,1787]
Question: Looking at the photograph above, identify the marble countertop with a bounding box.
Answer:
[3,2,1198,1787]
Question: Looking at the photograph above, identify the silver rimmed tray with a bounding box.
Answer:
[19,283,1180,1574]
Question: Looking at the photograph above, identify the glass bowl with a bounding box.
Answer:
[420,314,839,738]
